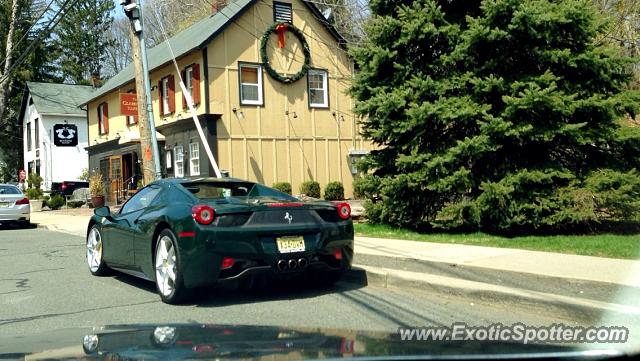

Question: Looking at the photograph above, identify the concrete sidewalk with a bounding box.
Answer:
[30,208,92,236]
[29,208,640,288]
[355,237,640,288]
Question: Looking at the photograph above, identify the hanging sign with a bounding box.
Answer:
[53,124,78,146]
[120,93,138,116]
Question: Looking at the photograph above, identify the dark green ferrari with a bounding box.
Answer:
[86,178,354,304]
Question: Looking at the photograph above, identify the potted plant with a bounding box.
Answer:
[26,173,44,212]
[89,172,105,208]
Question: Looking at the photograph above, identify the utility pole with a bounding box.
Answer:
[121,0,162,184]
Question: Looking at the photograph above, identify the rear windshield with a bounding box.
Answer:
[181,182,297,201]
[0,185,21,195]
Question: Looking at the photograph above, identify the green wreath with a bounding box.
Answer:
[260,22,311,84]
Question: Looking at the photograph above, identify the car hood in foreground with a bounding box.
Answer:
[0,324,625,360]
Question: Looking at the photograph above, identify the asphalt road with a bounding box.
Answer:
[1,227,638,348]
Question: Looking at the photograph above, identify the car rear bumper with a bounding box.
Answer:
[178,224,354,288]
[0,205,30,222]
[214,260,348,288]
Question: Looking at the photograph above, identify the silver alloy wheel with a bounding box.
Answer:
[153,326,177,344]
[82,334,99,353]
[155,235,177,297]
[87,228,103,272]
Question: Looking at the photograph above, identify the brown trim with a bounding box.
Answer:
[192,63,201,105]
[168,75,176,113]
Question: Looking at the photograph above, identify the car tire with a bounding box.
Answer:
[154,229,188,304]
[86,225,110,276]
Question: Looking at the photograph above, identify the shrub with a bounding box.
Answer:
[47,194,65,210]
[272,182,292,195]
[27,173,43,189]
[324,181,344,201]
[67,200,85,208]
[79,168,89,181]
[300,181,321,198]
[89,172,105,197]
[25,188,42,200]
[353,177,367,199]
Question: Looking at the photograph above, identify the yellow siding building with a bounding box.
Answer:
[83,0,370,203]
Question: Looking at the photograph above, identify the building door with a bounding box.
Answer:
[108,156,122,204]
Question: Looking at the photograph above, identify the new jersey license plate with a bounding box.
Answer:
[0,202,8,208]
[276,236,305,253]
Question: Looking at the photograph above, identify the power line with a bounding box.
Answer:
[0,0,79,84]
[10,83,86,112]
[0,0,58,67]
[213,1,351,70]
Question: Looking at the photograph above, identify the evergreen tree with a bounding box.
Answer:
[0,0,61,182]
[351,0,640,233]
[53,0,114,84]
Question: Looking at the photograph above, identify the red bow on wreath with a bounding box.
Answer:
[276,23,288,48]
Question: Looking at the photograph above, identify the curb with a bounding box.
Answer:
[36,223,84,236]
[345,265,640,320]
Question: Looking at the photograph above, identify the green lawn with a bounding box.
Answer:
[354,223,640,259]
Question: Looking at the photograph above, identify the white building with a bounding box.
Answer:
[20,82,94,191]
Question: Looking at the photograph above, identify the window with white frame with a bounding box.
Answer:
[189,142,200,176]
[98,102,108,134]
[174,145,184,177]
[308,69,328,108]
[185,66,193,99]
[26,122,32,151]
[239,64,263,105]
[34,118,39,149]
[162,77,170,115]
[166,151,172,170]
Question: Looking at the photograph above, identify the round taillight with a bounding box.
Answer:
[192,205,215,225]
[336,202,351,220]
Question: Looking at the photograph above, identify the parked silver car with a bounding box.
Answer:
[0,184,30,227]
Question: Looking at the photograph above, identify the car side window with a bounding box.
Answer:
[120,185,162,215]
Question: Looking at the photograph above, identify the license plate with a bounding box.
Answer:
[0,202,8,208]
[276,236,305,253]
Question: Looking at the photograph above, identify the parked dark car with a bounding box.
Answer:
[86,178,354,304]
[50,181,89,197]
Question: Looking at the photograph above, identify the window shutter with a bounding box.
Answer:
[168,75,176,113]
[192,63,201,105]
[158,80,164,115]
[97,107,101,134]
[103,103,109,134]
[181,70,187,109]
[273,2,292,23]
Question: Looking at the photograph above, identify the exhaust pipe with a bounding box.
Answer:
[297,258,307,269]
[288,259,298,270]
[277,260,287,271]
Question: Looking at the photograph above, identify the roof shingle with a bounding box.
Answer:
[81,0,255,105]
[26,82,95,115]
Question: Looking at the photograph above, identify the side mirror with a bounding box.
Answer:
[94,206,111,218]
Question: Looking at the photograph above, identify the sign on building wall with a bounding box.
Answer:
[120,93,138,116]
[53,124,78,146]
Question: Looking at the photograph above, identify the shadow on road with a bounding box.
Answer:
[0,222,37,231]
[111,271,368,308]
